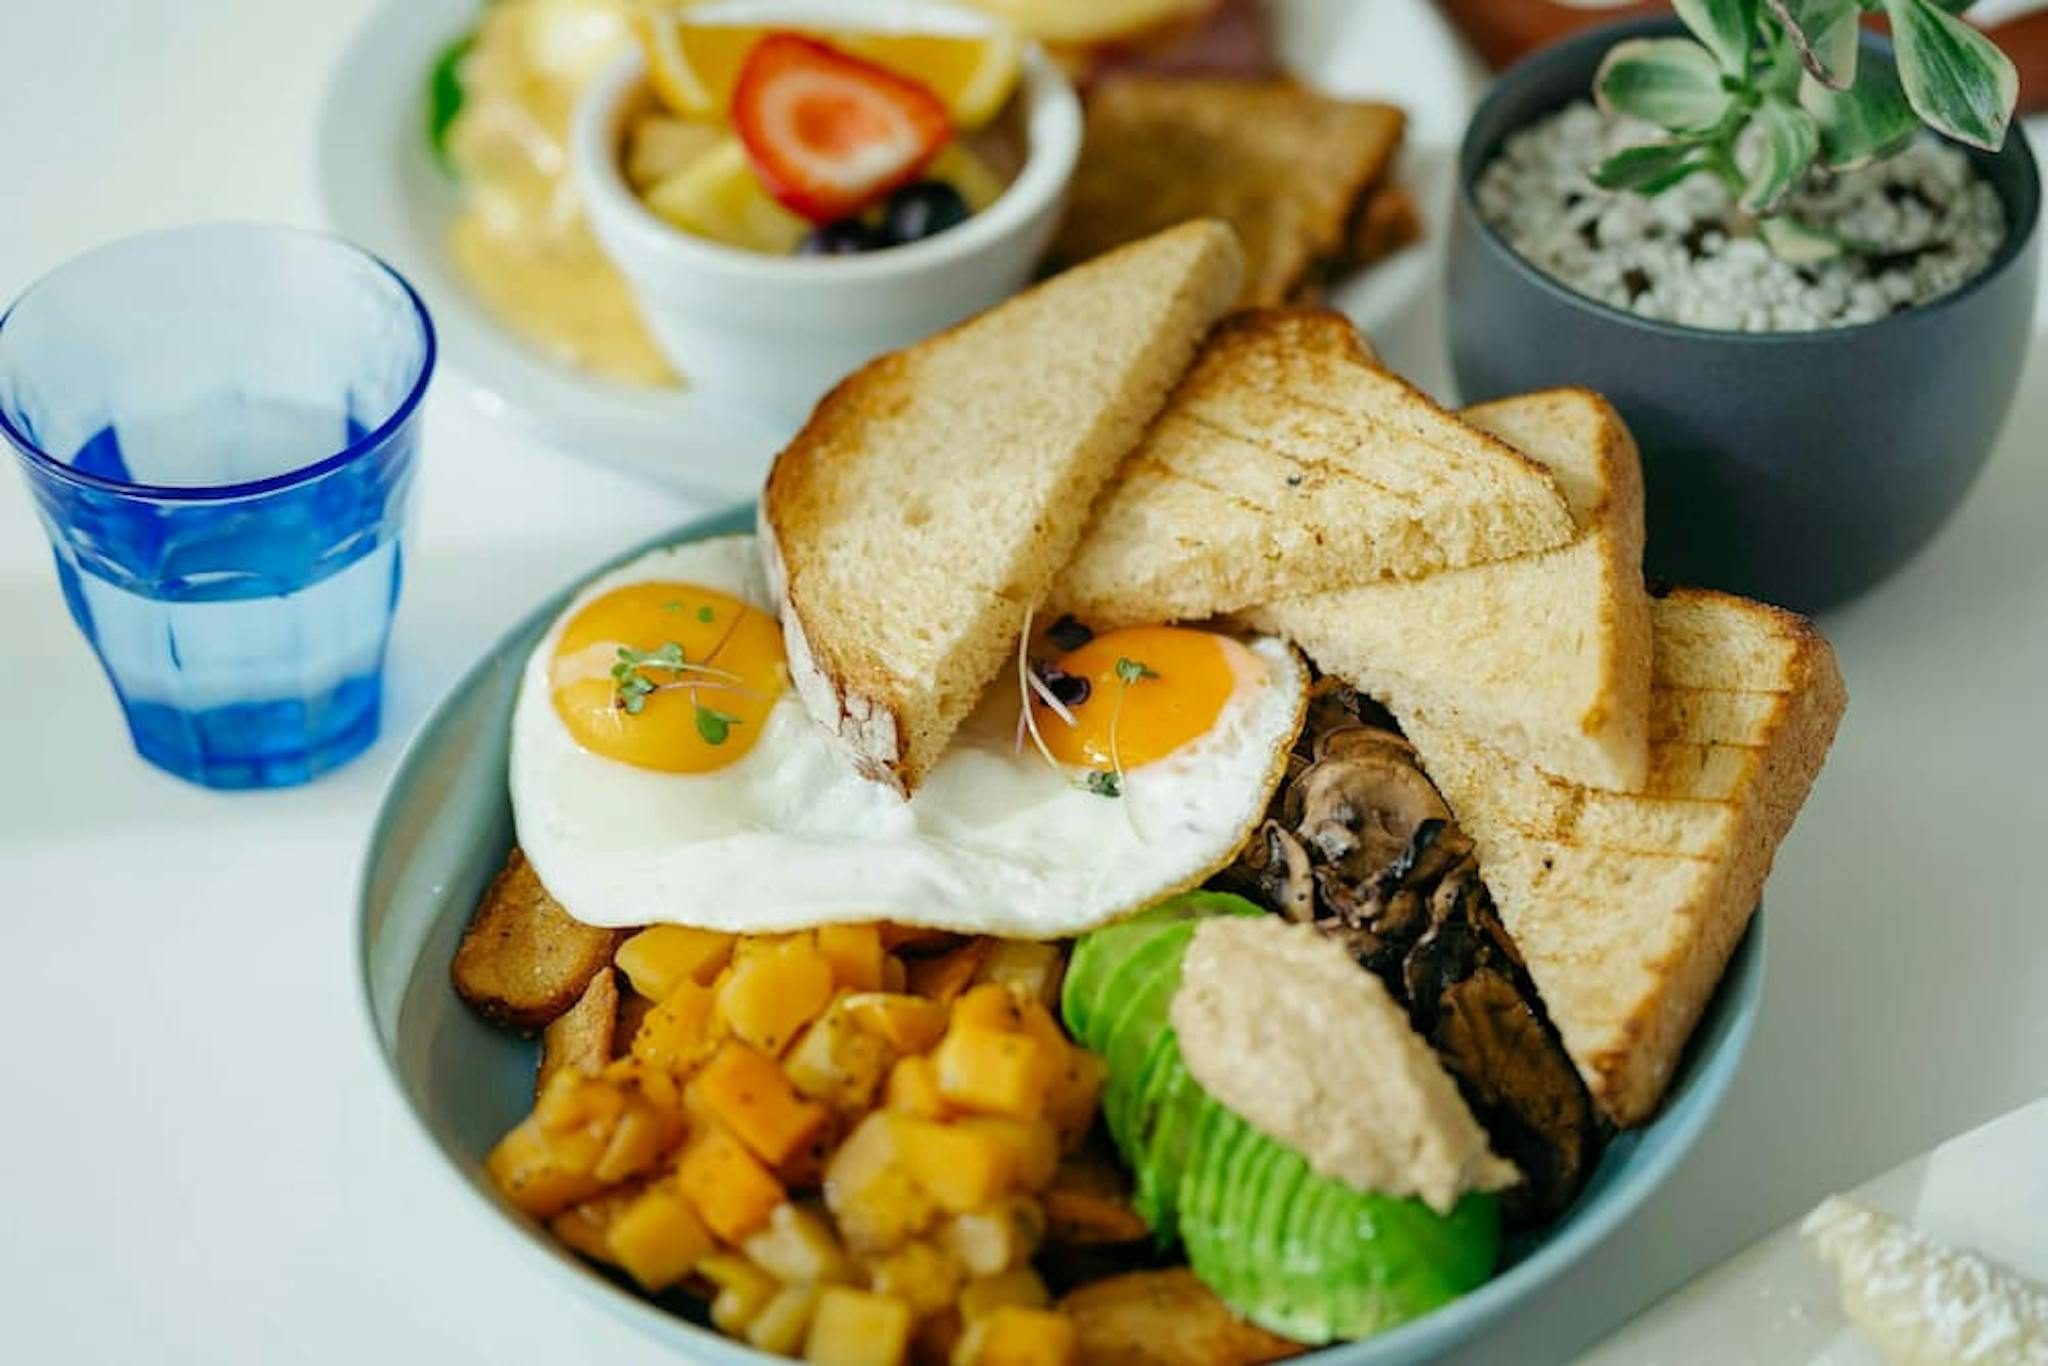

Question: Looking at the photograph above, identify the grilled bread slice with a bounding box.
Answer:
[761,221,1244,796]
[1051,77,1405,306]
[1399,589,1847,1126]
[1049,309,1578,628]
[1242,388,1653,790]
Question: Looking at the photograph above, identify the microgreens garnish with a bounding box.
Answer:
[1105,656,1159,822]
[697,605,715,622]
[1114,657,1161,686]
[662,600,686,613]
[611,641,748,716]
[694,704,741,745]
[1084,771,1121,798]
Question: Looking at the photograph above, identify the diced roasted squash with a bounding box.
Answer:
[816,923,887,992]
[823,1113,936,1254]
[843,993,951,1054]
[883,1055,949,1120]
[548,1185,641,1265]
[743,1201,853,1285]
[950,982,1023,1034]
[721,936,837,1055]
[486,1115,607,1219]
[591,1094,670,1183]
[607,1183,715,1291]
[1044,1049,1108,1154]
[804,1286,914,1366]
[677,1122,786,1242]
[974,941,1065,1011]
[631,981,718,1075]
[747,1282,821,1354]
[956,1117,1058,1189]
[702,1253,781,1336]
[942,1201,1045,1279]
[933,1024,1054,1121]
[896,1116,1018,1213]
[1013,1000,1070,1059]
[958,1265,1052,1321]
[615,924,734,1000]
[953,1306,1078,1366]
[787,998,899,1113]
[906,940,992,1004]
[697,1040,831,1167]
[862,1238,966,1317]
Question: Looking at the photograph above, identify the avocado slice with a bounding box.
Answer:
[1063,894,1502,1345]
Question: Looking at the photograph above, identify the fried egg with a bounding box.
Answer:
[510,535,1306,937]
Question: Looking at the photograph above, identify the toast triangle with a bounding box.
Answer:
[1399,589,1846,1125]
[761,221,1244,795]
[1049,309,1578,627]
[1242,388,1654,790]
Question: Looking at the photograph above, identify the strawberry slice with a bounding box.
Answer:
[731,33,954,226]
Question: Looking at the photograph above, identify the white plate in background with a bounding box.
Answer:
[315,0,1482,495]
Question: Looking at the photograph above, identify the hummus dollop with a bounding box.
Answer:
[1171,915,1520,1214]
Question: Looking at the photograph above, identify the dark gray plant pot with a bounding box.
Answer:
[1448,16,2041,613]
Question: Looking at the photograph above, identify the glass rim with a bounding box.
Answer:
[0,223,437,504]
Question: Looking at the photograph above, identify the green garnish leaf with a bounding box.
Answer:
[1115,658,1161,686]
[698,605,715,622]
[428,30,475,172]
[662,600,686,612]
[613,641,690,714]
[1085,771,1122,798]
[695,705,741,745]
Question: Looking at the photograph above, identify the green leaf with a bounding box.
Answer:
[1758,214,1849,260]
[1595,38,1738,132]
[1114,658,1161,685]
[1801,54,1920,167]
[1674,0,1759,75]
[1592,138,1716,193]
[694,705,740,745]
[1739,96,1822,213]
[1084,771,1121,798]
[1765,0,1861,88]
[428,30,475,171]
[1884,0,2018,150]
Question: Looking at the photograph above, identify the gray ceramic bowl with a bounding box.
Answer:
[1448,16,2042,613]
[357,507,1765,1364]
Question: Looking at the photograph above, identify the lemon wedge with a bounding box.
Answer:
[634,15,1024,129]
[642,137,811,253]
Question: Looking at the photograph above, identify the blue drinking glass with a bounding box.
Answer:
[0,225,434,790]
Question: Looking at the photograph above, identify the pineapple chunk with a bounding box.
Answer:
[721,936,837,1056]
[606,1184,715,1291]
[702,1254,780,1336]
[953,1306,1077,1365]
[883,1055,949,1120]
[823,1113,936,1254]
[843,993,950,1054]
[933,1025,1054,1120]
[787,998,899,1112]
[677,1123,785,1242]
[816,923,887,992]
[974,942,1065,1010]
[863,1238,966,1317]
[747,1282,821,1354]
[804,1286,913,1366]
[615,925,734,1000]
[696,1040,830,1166]
[743,1202,853,1285]
[958,1265,1050,1322]
[896,1116,1018,1213]
[630,981,717,1075]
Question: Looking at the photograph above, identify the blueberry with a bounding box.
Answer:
[882,182,971,245]
[797,219,884,256]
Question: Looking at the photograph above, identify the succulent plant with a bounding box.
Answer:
[1591,0,2019,258]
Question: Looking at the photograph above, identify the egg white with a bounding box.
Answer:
[511,535,1306,938]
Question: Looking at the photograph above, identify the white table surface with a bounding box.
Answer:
[1,3,2043,1363]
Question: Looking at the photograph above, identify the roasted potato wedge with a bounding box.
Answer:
[1057,1268,1304,1365]
[537,967,620,1094]
[452,847,625,1029]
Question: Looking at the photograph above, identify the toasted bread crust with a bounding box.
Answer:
[1401,589,1846,1125]
[762,222,1244,794]
[452,848,625,1031]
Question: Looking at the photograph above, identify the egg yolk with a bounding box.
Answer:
[549,582,786,773]
[1037,625,1257,772]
